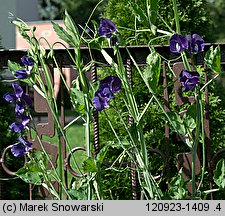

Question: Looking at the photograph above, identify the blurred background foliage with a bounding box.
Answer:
[38,0,225,42]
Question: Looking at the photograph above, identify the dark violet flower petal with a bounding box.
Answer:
[93,96,106,111]
[12,83,24,98]
[186,34,205,53]
[11,142,27,158]
[93,88,113,111]
[180,70,201,92]
[15,103,25,115]
[21,93,32,107]
[9,122,26,133]
[100,75,122,93]
[170,34,188,53]
[11,137,31,158]
[19,135,32,147]
[98,18,117,38]
[102,87,114,100]
[3,93,17,103]
[21,115,30,126]
[93,75,122,111]
[14,69,29,79]
[21,55,34,66]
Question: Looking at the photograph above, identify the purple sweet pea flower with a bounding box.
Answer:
[100,75,122,94]
[186,34,205,53]
[21,55,34,66]
[180,70,201,92]
[14,69,29,79]
[98,18,117,38]
[12,83,23,98]
[93,88,114,111]
[9,122,26,133]
[9,115,30,133]
[3,83,32,108]
[93,75,121,111]
[3,92,17,103]
[20,115,30,126]
[11,136,32,158]
[15,102,25,116]
[170,34,188,53]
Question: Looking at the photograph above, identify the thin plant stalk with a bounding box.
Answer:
[191,91,201,197]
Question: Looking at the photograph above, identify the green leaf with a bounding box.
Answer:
[12,20,30,31]
[130,2,148,26]
[148,0,159,25]
[213,159,225,189]
[82,157,97,173]
[183,113,196,132]
[143,50,161,92]
[51,21,76,47]
[64,10,80,48]
[96,145,109,165]
[204,45,221,73]
[15,150,48,185]
[71,88,85,105]
[16,161,44,185]
[168,168,189,199]
[8,60,21,72]
[88,81,100,101]
[167,112,186,135]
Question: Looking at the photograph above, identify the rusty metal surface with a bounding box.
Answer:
[126,58,138,200]
[1,45,225,199]
[1,43,225,68]
[91,64,100,158]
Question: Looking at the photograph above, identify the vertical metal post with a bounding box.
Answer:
[163,61,170,186]
[91,64,100,158]
[59,66,67,188]
[126,58,137,200]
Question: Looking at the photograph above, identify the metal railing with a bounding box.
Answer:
[1,43,225,199]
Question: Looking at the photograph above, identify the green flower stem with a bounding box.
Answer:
[191,91,201,198]
[74,46,93,199]
[181,52,192,71]
[197,93,206,191]
[84,94,93,200]
[200,74,219,92]
[104,111,161,199]
[115,50,161,198]
[37,55,65,199]
[125,46,185,140]
[29,114,72,199]
[171,0,180,34]
[137,96,154,125]
[52,55,70,93]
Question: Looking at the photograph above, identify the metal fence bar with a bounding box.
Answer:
[1,44,225,199]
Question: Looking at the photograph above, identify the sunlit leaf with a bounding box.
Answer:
[82,157,97,173]
[204,45,221,74]
[213,159,225,189]
[143,50,161,92]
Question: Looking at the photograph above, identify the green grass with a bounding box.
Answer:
[42,124,85,148]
